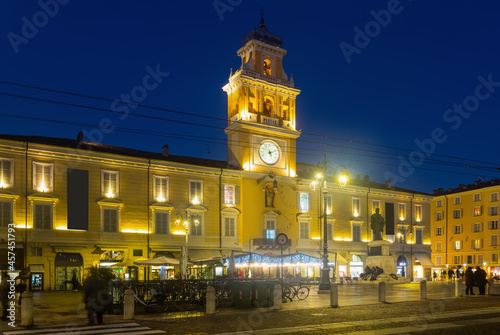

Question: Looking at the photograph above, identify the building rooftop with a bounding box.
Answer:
[433,179,500,196]
[0,134,232,170]
[241,16,283,48]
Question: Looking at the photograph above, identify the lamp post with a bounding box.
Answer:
[315,155,348,291]
[397,223,408,278]
[175,212,199,279]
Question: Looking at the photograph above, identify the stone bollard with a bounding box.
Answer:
[123,289,135,320]
[455,279,463,297]
[206,286,216,315]
[420,280,427,300]
[488,279,495,295]
[378,281,386,303]
[273,285,282,310]
[20,291,34,327]
[330,283,338,308]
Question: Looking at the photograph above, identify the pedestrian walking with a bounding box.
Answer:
[84,277,110,325]
[474,266,487,295]
[0,274,9,321]
[441,270,447,281]
[15,278,26,305]
[448,268,454,281]
[433,271,438,281]
[465,266,475,295]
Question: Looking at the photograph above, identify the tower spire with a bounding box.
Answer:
[260,7,266,28]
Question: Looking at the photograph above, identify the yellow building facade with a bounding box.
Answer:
[431,180,500,278]
[0,21,433,290]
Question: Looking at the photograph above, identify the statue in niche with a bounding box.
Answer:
[265,184,275,207]
[370,208,385,241]
[263,98,273,117]
[263,59,271,76]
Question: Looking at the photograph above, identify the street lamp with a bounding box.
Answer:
[315,158,348,291]
[397,223,408,278]
[175,212,199,279]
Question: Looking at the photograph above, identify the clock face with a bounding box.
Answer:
[259,141,280,165]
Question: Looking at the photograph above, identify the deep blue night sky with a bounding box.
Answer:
[0,0,499,193]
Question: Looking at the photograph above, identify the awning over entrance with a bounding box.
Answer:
[188,249,223,262]
[413,252,435,267]
[29,264,44,273]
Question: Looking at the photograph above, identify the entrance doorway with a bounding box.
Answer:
[55,253,83,291]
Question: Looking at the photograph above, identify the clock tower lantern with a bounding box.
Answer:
[223,17,301,177]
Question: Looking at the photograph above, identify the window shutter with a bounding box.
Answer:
[235,186,240,205]
[220,184,225,204]
[296,192,300,209]
[308,193,312,211]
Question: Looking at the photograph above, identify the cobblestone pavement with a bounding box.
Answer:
[1,281,499,334]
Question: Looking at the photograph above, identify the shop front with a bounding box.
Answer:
[55,253,83,291]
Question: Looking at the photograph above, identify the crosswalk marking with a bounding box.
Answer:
[3,322,165,335]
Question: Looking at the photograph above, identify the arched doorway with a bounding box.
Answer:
[55,253,83,291]
[397,255,408,278]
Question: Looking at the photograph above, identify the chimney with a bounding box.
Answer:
[385,179,391,189]
[363,175,370,182]
[162,144,169,156]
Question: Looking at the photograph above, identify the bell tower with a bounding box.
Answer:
[223,17,301,177]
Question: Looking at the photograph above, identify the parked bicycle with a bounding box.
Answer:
[282,283,310,301]
[134,288,168,313]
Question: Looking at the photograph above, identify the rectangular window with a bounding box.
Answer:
[102,208,118,232]
[33,162,53,192]
[224,184,235,205]
[491,235,498,246]
[453,225,462,234]
[453,209,462,219]
[153,175,168,202]
[415,204,422,222]
[436,199,443,207]
[352,224,361,242]
[190,215,202,236]
[454,197,461,205]
[453,255,461,264]
[299,192,310,212]
[473,193,481,202]
[102,170,119,198]
[435,212,443,221]
[154,211,169,235]
[492,254,499,263]
[477,254,484,265]
[490,220,499,230]
[31,247,42,257]
[491,193,499,202]
[352,198,361,217]
[0,200,12,228]
[398,203,406,221]
[473,206,482,217]
[34,203,52,229]
[299,221,310,239]
[436,242,442,251]
[327,222,333,241]
[189,180,203,204]
[224,217,236,237]
[467,255,473,264]
[372,200,381,213]
[326,195,333,215]
[454,240,462,250]
[133,249,143,257]
[0,159,13,188]
[472,239,482,249]
[489,206,498,216]
[265,219,276,239]
[473,222,482,233]
[415,228,423,245]
[436,226,443,236]
[435,256,442,265]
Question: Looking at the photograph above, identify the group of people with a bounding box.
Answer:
[465,266,488,295]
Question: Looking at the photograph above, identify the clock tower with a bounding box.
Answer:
[223,17,301,177]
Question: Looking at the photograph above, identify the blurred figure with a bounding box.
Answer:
[0,274,8,321]
[475,266,487,295]
[465,267,475,295]
[448,268,454,281]
[84,278,110,325]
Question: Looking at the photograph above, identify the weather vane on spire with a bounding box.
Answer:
[260,7,265,27]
